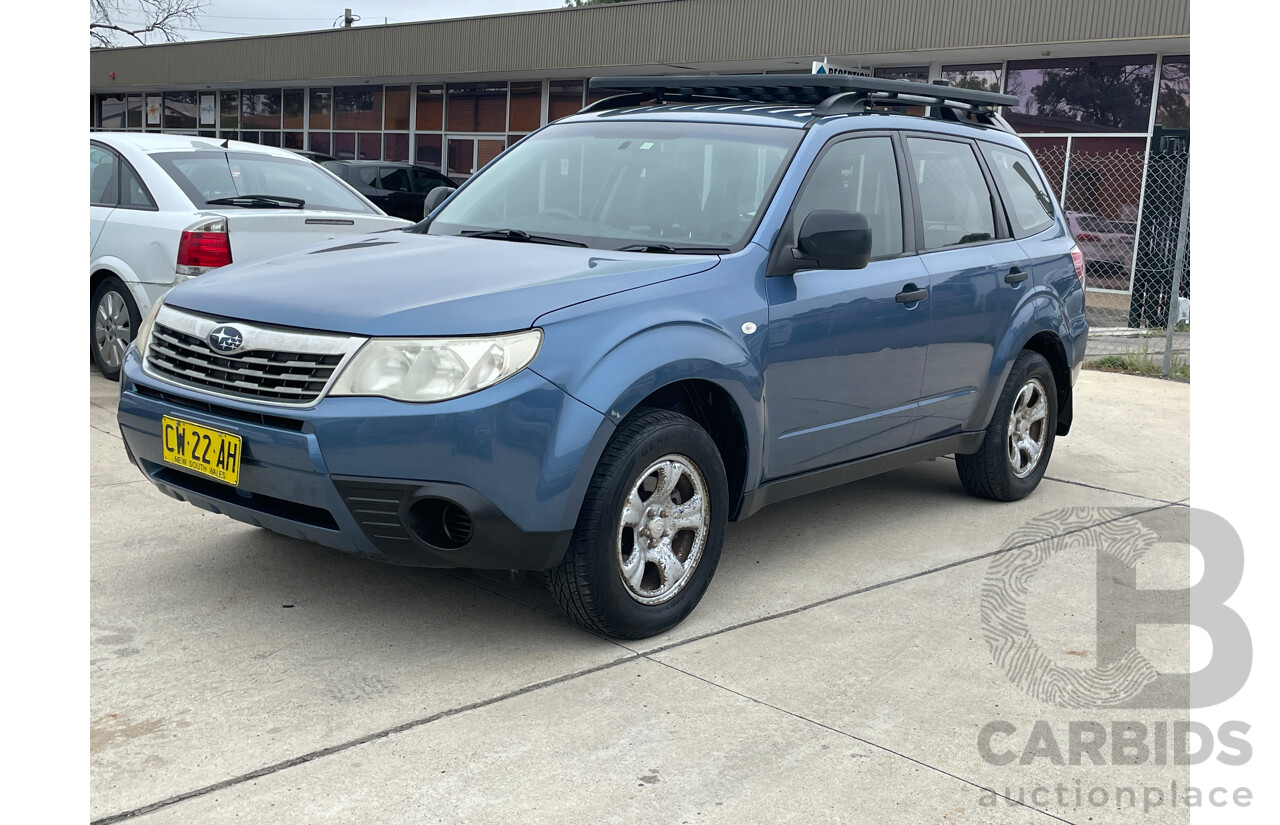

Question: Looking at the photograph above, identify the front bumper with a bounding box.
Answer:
[117,349,611,569]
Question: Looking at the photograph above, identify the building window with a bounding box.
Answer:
[384,133,410,162]
[416,85,444,131]
[164,91,198,130]
[309,132,331,156]
[874,66,929,82]
[241,89,282,129]
[125,95,143,129]
[384,85,410,131]
[1004,56,1156,133]
[219,91,239,131]
[282,89,305,130]
[1157,56,1189,130]
[447,83,507,132]
[941,64,1002,93]
[416,133,443,171]
[334,86,383,131]
[510,82,541,133]
[548,81,584,122]
[99,95,127,129]
[309,88,332,130]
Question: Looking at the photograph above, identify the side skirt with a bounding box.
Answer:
[735,432,985,521]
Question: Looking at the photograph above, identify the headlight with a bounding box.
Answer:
[329,330,542,402]
[135,296,165,361]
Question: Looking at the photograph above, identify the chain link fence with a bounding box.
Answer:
[1029,138,1190,378]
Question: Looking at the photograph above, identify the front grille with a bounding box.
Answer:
[146,323,345,405]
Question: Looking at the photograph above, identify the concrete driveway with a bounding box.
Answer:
[91,370,1190,824]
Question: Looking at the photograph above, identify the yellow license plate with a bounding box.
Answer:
[161,416,242,486]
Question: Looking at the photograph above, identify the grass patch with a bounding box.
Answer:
[1086,351,1189,381]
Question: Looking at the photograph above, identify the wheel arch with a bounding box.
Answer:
[90,260,151,315]
[626,379,752,520]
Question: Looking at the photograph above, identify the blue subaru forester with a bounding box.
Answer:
[118,76,1087,639]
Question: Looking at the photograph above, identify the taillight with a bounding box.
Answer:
[1070,246,1086,284]
[177,217,232,275]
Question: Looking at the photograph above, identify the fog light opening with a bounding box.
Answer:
[407,498,474,550]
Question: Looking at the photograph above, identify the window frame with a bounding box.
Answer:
[900,131,1012,254]
[767,130,917,276]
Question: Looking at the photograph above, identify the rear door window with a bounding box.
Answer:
[906,137,996,250]
[981,144,1055,238]
[411,168,449,193]
[378,167,413,192]
[90,145,118,206]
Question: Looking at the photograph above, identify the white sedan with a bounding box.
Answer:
[90,133,412,378]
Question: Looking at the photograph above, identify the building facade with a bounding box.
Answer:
[89,0,1190,323]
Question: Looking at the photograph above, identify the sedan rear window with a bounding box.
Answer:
[152,151,376,214]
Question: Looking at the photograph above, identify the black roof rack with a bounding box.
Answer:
[584,75,1019,132]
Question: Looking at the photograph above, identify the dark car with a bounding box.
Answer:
[321,161,458,221]
[287,148,337,164]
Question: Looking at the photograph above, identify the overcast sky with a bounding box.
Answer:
[107,1,569,41]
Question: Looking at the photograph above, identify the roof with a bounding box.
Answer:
[89,0,1189,92]
[90,132,302,160]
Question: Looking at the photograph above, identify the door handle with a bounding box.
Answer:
[896,286,928,304]
[1004,268,1029,284]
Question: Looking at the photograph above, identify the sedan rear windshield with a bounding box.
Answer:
[152,151,376,214]
[427,120,801,252]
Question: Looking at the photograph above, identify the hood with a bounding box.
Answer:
[164,232,720,337]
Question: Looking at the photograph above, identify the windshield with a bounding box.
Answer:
[427,120,800,251]
[153,151,377,214]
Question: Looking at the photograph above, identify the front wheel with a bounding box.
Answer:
[549,408,728,639]
[956,350,1058,501]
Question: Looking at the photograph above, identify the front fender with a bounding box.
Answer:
[965,288,1073,433]
[533,321,766,501]
[531,261,771,511]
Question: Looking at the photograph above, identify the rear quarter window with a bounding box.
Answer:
[981,144,1056,238]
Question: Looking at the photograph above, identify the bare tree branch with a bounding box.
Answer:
[90,0,207,47]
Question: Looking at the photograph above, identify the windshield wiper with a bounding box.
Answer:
[616,243,732,254]
[205,194,305,209]
[460,228,586,247]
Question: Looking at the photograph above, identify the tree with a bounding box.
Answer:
[90,0,208,47]
[1030,64,1154,132]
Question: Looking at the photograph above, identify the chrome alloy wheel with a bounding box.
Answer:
[94,289,132,372]
[616,454,710,605]
[1007,378,1049,478]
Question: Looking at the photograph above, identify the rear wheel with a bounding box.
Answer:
[91,277,141,381]
[956,350,1057,501]
[549,408,728,639]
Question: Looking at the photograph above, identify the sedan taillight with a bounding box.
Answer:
[177,217,232,275]
[1070,246,1086,284]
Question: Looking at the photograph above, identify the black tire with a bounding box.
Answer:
[956,350,1058,502]
[549,408,728,639]
[91,277,142,381]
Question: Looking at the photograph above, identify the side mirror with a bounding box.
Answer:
[795,209,872,271]
[422,186,456,220]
